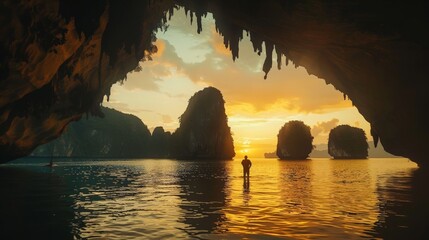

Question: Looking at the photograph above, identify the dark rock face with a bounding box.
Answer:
[173,87,235,160]
[276,120,314,160]
[149,126,171,158]
[328,125,369,159]
[31,107,151,158]
[0,1,428,165]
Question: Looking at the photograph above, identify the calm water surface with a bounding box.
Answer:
[1,158,428,239]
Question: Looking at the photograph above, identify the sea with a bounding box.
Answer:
[1,157,428,239]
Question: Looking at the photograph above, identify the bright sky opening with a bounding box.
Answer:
[104,9,371,158]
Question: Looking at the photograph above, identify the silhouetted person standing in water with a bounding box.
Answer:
[241,155,252,179]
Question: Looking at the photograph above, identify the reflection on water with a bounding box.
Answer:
[372,168,429,239]
[176,162,229,237]
[1,158,428,239]
[0,166,80,239]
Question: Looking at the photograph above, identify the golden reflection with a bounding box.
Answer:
[223,158,286,237]
[220,158,391,238]
[278,160,313,213]
[328,159,378,231]
[242,178,251,206]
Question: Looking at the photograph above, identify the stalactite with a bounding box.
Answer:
[230,35,240,61]
[222,36,230,54]
[371,127,379,148]
[196,14,202,33]
[250,32,263,55]
[275,45,282,70]
[263,41,274,79]
[214,20,242,61]
[184,7,190,17]
[193,6,207,34]
[168,7,174,20]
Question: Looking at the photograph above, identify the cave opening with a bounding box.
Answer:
[1,0,427,164]
[101,8,372,158]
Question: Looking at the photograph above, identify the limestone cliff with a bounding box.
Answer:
[276,120,314,160]
[173,87,235,160]
[0,1,428,166]
[328,125,369,159]
[30,107,151,158]
[149,126,171,158]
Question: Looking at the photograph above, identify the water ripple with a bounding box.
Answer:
[2,158,426,239]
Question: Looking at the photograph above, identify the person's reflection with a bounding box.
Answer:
[243,177,250,206]
[243,176,250,191]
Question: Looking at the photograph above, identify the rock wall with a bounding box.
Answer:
[149,126,172,158]
[328,125,369,159]
[0,0,174,162]
[173,87,235,160]
[31,107,152,158]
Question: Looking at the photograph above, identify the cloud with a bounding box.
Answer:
[228,117,269,125]
[311,118,339,138]
[102,100,153,114]
[161,114,174,124]
[185,31,352,113]
[152,12,352,113]
[116,9,354,115]
[119,39,186,92]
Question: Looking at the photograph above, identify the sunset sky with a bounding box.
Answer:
[104,9,371,157]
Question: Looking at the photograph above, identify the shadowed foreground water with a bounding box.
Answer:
[1,158,428,239]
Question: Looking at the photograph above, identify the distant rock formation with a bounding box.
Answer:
[267,141,398,158]
[31,107,151,158]
[310,142,398,158]
[173,87,235,160]
[276,120,314,160]
[264,152,278,158]
[149,126,172,158]
[328,125,369,159]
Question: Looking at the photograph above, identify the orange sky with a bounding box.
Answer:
[104,9,371,158]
